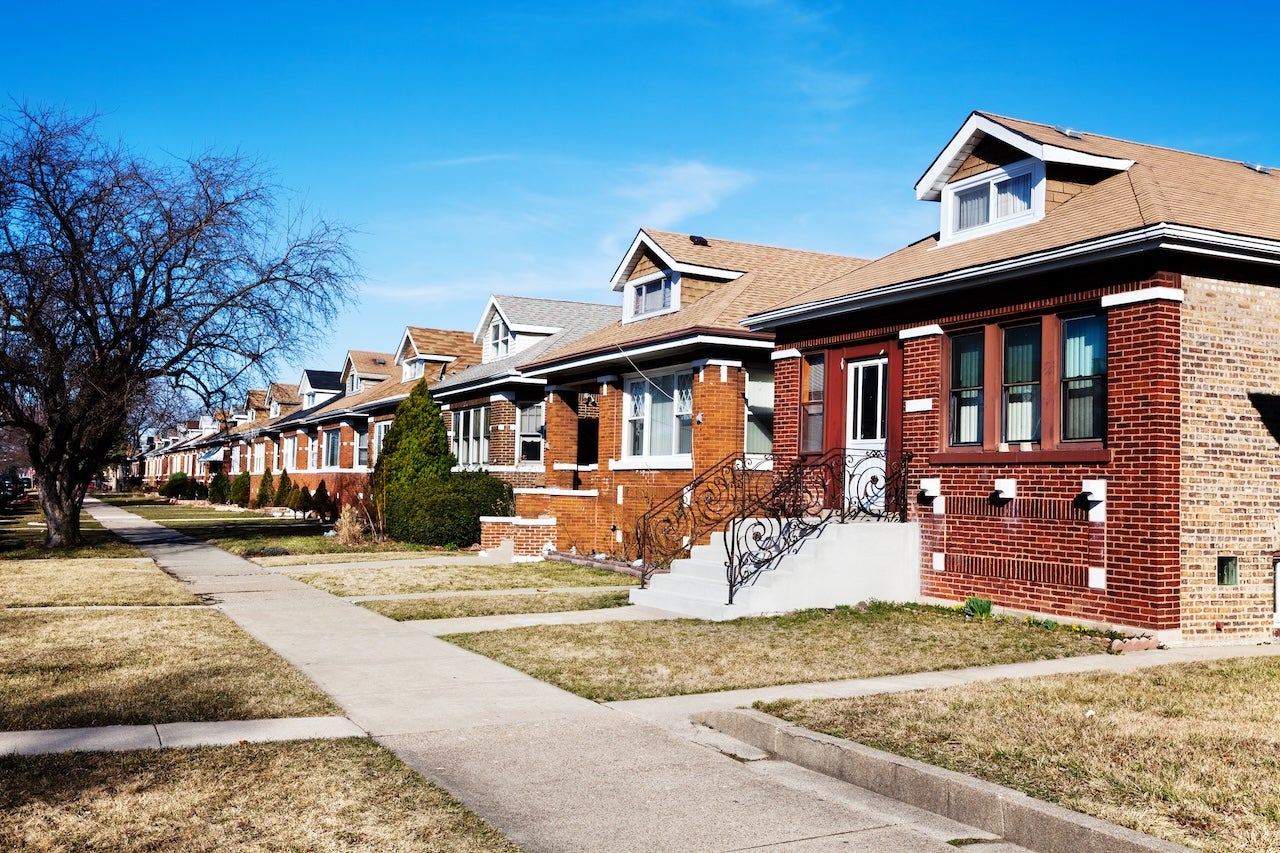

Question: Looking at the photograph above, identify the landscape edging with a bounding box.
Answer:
[693,709,1192,853]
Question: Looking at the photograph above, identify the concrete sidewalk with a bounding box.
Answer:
[78,498,1206,852]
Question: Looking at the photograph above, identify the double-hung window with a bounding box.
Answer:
[1002,324,1041,443]
[253,443,265,474]
[624,371,693,458]
[517,402,545,463]
[453,407,490,466]
[626,272,680,321]
[324,430,341,468]
[949,332,984,445]
[373,421,391,463]
[306,432,318,470]
[745,369,774,455]
[943,159,1042,243]
[283,435,297,471]
[355,426,369,467]
[489,320,511,360]
[801,354,825,454]
[1061,315,1107,441]
[945,314,1107,451]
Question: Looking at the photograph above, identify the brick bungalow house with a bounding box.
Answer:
[431,295,618,490]
[732,111,1280,642]
[480,230,866,557]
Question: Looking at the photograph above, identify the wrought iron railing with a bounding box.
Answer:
[633,452,777,587]
[634,448,912,598]
[723,448,912,603]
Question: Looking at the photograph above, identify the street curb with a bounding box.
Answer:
[694,709,1192,853]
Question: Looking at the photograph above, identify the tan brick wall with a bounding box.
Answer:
[1180,275,1280,639]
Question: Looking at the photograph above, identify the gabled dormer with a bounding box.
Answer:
[473,296,561,364]
[341,351,394,395]
[395,327,478,382]
[297,369,343,410]
[610,230,744,324]
[916,113,1135,246]
[264,382,300,420]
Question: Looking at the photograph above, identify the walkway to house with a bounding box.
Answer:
[51,498,1255,851]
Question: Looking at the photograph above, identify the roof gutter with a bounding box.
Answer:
[521,333,774,378]
[744,224,1280,330]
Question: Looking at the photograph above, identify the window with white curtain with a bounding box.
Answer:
[945,159,1042,242]
[944,313,1106,451]
[1062,315,1107,441]
[1002,324,1041,443]
[624,370,692,458]
[518,402,545,463]
[452,407,490,465]
[745,369,774,455]
[283,435,297,471]
[949,331,984,446]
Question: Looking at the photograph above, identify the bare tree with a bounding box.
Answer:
[0,106,356,547]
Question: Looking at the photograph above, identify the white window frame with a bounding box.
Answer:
[622,369,693,462]
[452,407,490,466]
[517,402,545,464]
[356,425,369,468]
[403,358,424,381]
[744,368,774,456]
[306,431,318,470]
[940,158,1044,245]
[323,429,341,468]
[373,420,392,463]
[252,442,265,474]
[347,372,360,393]
[488,319,512,361]
[282,435,297,471]
[623,271,680,323]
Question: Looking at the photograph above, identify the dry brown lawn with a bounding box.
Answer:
[255,551,449,567]
[444,603,1110,701]
[362,589,633,620]
[0,608,338,730]
[760,655,1280,853]
[290,560,636,596]
[0,558,197,607]
[0,739,517,852]
[0,502,141,560]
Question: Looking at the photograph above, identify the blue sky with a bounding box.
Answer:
[6,2,1279,376]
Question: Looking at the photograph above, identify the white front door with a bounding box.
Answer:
[845,357,888,512]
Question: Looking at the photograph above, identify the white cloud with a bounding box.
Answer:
[602,161,754,253]
[408,153,519,170]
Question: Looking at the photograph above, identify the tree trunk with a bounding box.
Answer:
[36,467,87,549]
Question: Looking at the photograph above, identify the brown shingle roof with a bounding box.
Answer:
[760,112,1280,319]
[527,230,867,367]
[268,383,300,407]
[405,328,481,362]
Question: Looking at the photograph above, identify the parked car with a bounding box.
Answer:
[0,474,22,510]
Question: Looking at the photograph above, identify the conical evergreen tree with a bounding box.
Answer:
[275,469,293,508]
[209,471,230,504]
[255,469,276,508]
[229,471,251,507]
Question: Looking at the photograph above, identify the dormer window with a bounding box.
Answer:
[942,159,1043,244]
[270,402,280,418]
[624,271,680,322]
[403,358,424,381]
[489,319,512,360]
[348,373,360,393]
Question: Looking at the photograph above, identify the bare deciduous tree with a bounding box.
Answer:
[0,106,356,547]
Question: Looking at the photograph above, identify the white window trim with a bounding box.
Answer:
[939,158,1045,245]
[517,401,545,464]
[282,436,297,471]
[488,319,512,362]
[622,369,693,460]
[402,358,425,382]
[373,420,392,463]
[322,429,342,469]
[622,270,681,324]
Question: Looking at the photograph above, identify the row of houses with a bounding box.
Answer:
[141,111,1280,644]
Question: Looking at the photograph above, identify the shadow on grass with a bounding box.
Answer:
[0,501,141,559]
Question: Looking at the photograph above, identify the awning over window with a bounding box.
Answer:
[199,448,223,463]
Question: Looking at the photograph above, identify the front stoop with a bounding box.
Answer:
[630,520,921,620]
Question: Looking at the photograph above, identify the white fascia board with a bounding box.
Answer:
[916,114,1132,201]
[747,224,1280,329]
[352,393,409,413]
[395,328,417,364]
[507,324,560,335]
[521,335,775,377]
[609,229,744,291]
[431,375,546,401]
[418,354,458,362]
[471,295,504,343]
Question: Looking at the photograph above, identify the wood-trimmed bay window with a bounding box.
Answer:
[943,313,1106,452]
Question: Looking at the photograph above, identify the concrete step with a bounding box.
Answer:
[628,586,747,621]
[646,572,728,600]
[668,556,728,582]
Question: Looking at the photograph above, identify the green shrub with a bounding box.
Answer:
[159,472,190,499]
[386,472,512,547]
[255,469,276,508]
[229,471,251,507]
[274,470,293,508]
[209,471,230,504]
[294,485,312,517]
[312,480,333,522]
